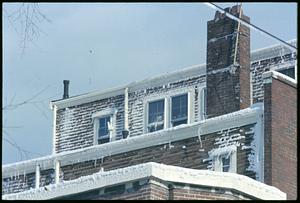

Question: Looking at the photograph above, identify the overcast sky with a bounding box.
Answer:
[2,3,297,164]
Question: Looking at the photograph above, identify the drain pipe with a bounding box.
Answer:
[122,87,129,138]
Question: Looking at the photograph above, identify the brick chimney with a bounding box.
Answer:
[206,5,250,118]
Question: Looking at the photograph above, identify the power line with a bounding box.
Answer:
[204,3,297,52]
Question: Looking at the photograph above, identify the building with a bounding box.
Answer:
[2,5,297,200]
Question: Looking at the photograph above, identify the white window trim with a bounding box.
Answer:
[143,87,195,133]
[92,108,118,145]
[211,146,237,173]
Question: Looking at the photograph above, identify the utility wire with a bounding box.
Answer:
[204,3,297,52]
[233,2,242,66]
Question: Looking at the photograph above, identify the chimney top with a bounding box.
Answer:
[214,5,243,21]
[63,80,70,99]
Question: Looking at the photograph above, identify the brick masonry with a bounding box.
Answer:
[251,52,296,104]
[206,5,250,118]
[60,124,256,183]
[264,78,297,200]
[57,177,253,200]
[2,123,257,195]
[55,75,205,153]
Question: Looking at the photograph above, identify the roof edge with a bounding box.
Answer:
[2,162,286,200]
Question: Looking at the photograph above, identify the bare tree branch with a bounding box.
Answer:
[3,130,45,161]
[4,3,51,55]
[2,85,50,110]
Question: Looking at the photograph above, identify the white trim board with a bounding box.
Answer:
[2,162,286,200]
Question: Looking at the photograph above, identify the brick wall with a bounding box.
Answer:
[170,185,252,200]
[55,75,205,153]
[264,78,297,200]
[2,173,35,195]
[206,5,250,118]
[60,124,256,182]
[2,122,258,195]
[58,177,253,200]
[251,52,296,104]
[55,94,125,153]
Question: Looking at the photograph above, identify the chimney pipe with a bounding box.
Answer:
[63,80,70,99]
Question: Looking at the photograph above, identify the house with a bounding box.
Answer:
[2,5,297,200]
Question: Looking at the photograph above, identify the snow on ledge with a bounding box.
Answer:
[262,70,297,87]
[2,162,286,200]
[2,105,262,178]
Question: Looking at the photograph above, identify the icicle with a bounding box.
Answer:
[197,127,203,149]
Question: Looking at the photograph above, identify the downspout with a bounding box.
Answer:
[52,104,57,154]
[35,164,40,189]
[55,160,60,184]
[123,87,129,138]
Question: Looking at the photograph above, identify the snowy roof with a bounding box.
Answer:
[262,70,297,87]
[250,39,297,62]
[2,105,262,178]
[2,162,286,200]
[51,63,206,109]
[50,40,296,110]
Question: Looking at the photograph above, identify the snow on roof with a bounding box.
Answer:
[262,70,297,87]
[2,162,286,200]
[50,40,296,110]
[50,63,206,109]
[2,105,262,178]
[250,39,297,62]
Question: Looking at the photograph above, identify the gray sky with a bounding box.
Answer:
[2,3,297,164]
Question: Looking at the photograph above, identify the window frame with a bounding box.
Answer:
[211,146,237,173]
[145,98,166,133]
[143,87,195,133]
[92,108,118,145]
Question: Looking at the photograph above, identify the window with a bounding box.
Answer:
[171,94,188,127]
[98,116,111,144]
[92,109,117,145]
[209,146,237,173]
[221,156,230,172]
[147,99,164,132]
[143,87,195,133]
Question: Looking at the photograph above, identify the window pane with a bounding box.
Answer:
[222,157,230,172]
[148,99,164,132]
[277,66,295,79]
[171,94,188,126]
[98,116,110,137]
[148,100,164,124]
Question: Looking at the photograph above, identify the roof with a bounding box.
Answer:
[2,162,286,200]
[50,39,297,110]
[262,70,297,87]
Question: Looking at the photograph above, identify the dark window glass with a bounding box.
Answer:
[171,94,188,127]
[98,116,110,138]
[148,99,164,132]
[222,156,230,172]
[277,67,295,79]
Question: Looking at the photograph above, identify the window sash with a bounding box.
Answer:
[222,156,230,172]
[148,100,165,124]
[98,116,110,138]
[171,94,188,126]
